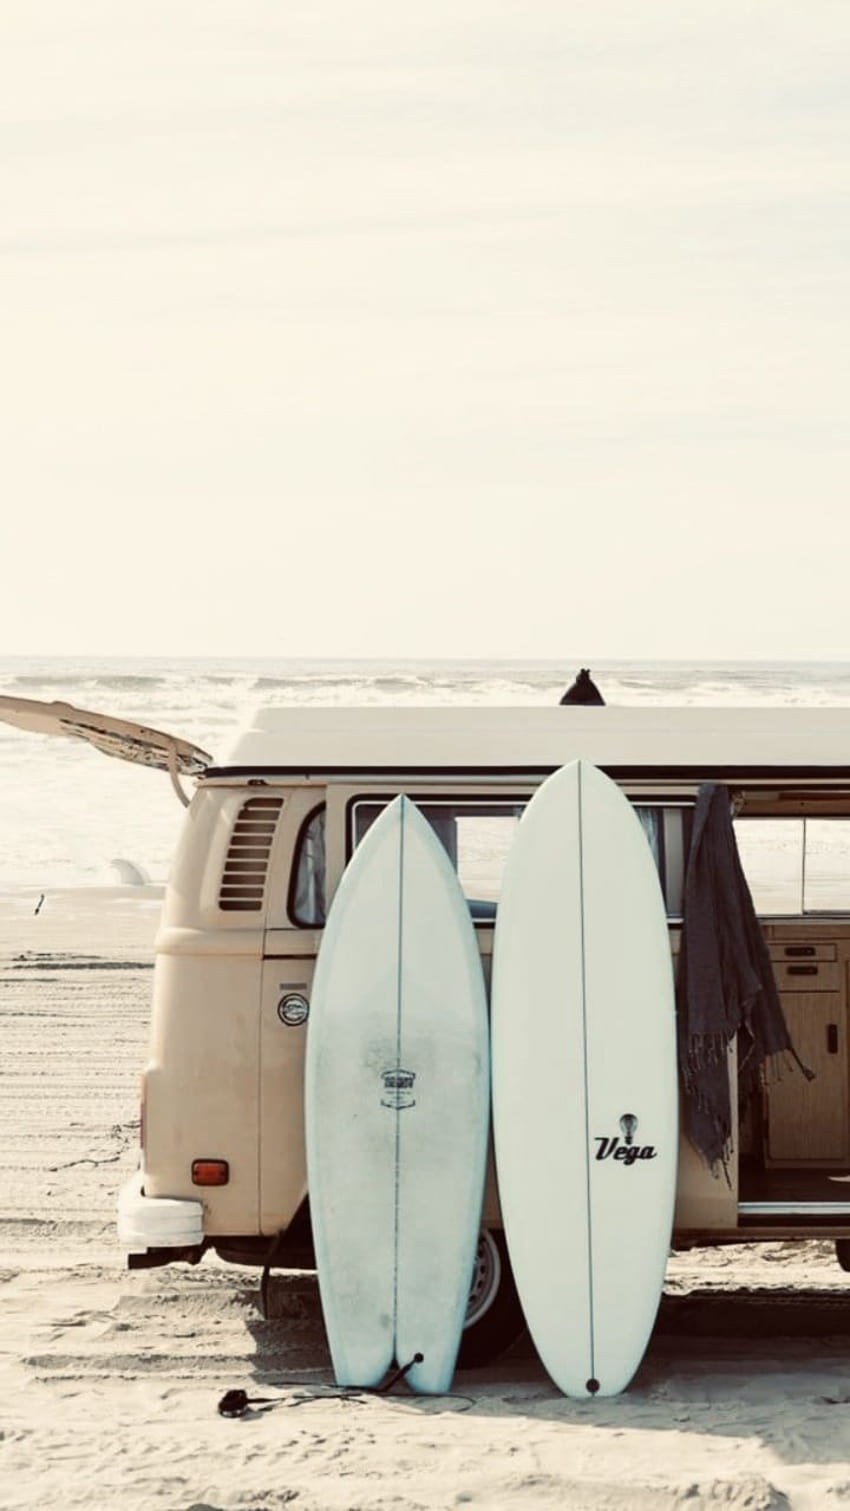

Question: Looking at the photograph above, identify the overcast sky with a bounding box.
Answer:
[2,3,849,661]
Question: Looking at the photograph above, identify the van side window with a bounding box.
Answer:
[292,806,326,925]
[633,804,692,920]
[350,798,691,922]
[351,800,523,921]
[734,816,850,914]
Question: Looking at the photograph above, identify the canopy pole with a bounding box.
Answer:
[165,741,191,808]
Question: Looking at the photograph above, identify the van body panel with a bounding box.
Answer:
[264,932,323,957]
[156,926,263,958]
[258,958,312,1234]
[161,787,267,932]
[143,952,262,1234]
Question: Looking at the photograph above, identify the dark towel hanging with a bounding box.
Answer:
[676,783,813,1175]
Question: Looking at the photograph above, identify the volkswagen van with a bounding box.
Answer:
[5,697,850,1363]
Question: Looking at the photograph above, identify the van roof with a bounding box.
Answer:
[6,696,850,784]
[212,705,850,779]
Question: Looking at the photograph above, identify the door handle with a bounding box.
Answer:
[827,1024,839,1055]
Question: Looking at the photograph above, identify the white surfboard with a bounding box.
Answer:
[491,759,677,1397]
[305,795,490,1395]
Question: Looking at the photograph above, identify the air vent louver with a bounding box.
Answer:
[219,795,284,912]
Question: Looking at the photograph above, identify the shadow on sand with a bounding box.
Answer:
[233,1270,850,1473]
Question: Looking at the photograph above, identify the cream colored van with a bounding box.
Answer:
[6,697,850,1364]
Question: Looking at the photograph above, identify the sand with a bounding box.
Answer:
[2,890,850,1510]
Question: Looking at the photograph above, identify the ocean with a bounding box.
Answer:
[4,655,850,890]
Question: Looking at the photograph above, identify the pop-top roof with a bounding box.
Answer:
[6,698,850,781]
[212,705,850,776]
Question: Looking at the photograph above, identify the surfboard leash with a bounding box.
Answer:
[217,1355,422,1415]
[216,1355,473,1416]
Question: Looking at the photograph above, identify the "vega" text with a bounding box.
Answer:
[594,1137,657,1165]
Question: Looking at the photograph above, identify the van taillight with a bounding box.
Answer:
[192,1160,230,1187]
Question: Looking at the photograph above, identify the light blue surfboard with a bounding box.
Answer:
[305,795,490,1394]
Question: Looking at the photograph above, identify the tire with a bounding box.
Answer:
[456,1228,526,1369]
[835,1239,850,1272]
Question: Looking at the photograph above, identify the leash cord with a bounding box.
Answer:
[217,1354,473,1416]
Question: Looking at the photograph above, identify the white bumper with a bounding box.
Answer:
[117,1169,204,1251]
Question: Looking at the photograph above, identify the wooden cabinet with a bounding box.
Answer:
[766,990,848,1161]
[763,934,849,1163]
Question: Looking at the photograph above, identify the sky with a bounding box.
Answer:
[2,2,850,661]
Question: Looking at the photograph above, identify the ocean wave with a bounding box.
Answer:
[250,675,327,691]
[8,672,167,693]
[200,673,258,687]
[250,673,438,695]
[92,675,167,691]
[9,673,99,688]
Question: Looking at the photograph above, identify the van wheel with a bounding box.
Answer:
[456,1228,526,1369]
[835,1240,850,1272]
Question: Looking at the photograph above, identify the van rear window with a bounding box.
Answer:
[349,797,691,922]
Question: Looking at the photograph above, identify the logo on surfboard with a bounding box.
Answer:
[594,1113,657,1166]
[381,1068,416,1109]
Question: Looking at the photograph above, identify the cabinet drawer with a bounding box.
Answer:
[768,942,837,962]
[773,960,841,991]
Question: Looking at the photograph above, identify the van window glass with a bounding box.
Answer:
[633,804,691,919]
[352,802,523,920]
[804,820,850,911]
[351,798,690,921]
[734,818,804,914]
[292,807,326,925]
[734,816,850,915]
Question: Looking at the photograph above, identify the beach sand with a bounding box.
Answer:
[3,893,850,1510]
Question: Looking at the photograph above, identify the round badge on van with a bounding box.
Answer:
[277,992,309,1026]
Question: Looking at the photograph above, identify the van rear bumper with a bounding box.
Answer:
[117,1169,204,1253]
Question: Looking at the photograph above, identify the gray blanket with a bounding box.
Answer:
[676,783,813,1174]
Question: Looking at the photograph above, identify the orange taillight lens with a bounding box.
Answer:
[191,1159,230,1187]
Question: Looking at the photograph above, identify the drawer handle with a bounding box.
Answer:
[828,1024,839,1055]
[787,964,818,976]
[785,945,816,958]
